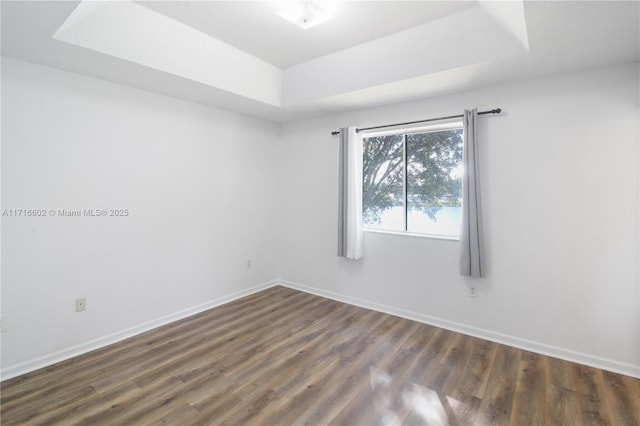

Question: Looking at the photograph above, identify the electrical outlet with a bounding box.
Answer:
[75,298,86,312]
[468,287,477,298]
[247,260,252,269]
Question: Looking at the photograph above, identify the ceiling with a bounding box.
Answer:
[136,1,475,68]
[1,1,639,123]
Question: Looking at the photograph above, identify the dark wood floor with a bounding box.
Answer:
[1,286,638,425]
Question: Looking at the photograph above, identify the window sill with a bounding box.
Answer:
[363,228,460,241]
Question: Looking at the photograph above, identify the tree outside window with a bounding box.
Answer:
[362,128,463,238]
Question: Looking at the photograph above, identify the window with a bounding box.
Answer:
[362,125,463,238]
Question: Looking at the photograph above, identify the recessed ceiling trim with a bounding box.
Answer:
[51,0,529,109]
[2,1,630,121]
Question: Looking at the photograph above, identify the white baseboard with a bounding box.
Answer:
[277,280,640,379]
[1,280,279,381]
[4,279,637,381]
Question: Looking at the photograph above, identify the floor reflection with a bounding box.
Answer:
[369,365,468,425]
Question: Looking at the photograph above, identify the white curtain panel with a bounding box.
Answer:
[337,127,364,260]
[460,109,485,277]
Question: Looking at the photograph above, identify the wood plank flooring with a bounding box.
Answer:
[2,286,639,425]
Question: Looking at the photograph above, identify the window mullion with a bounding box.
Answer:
[402,134,408,231]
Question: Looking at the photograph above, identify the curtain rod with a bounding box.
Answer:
[330,108,502,136]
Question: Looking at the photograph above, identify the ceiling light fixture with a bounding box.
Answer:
[276,1,334,29]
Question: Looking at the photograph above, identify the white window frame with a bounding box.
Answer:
[361,120,463,240]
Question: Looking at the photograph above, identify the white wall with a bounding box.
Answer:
[1,58,280,375]
[2,58,638,380]
[278,63,640,376]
